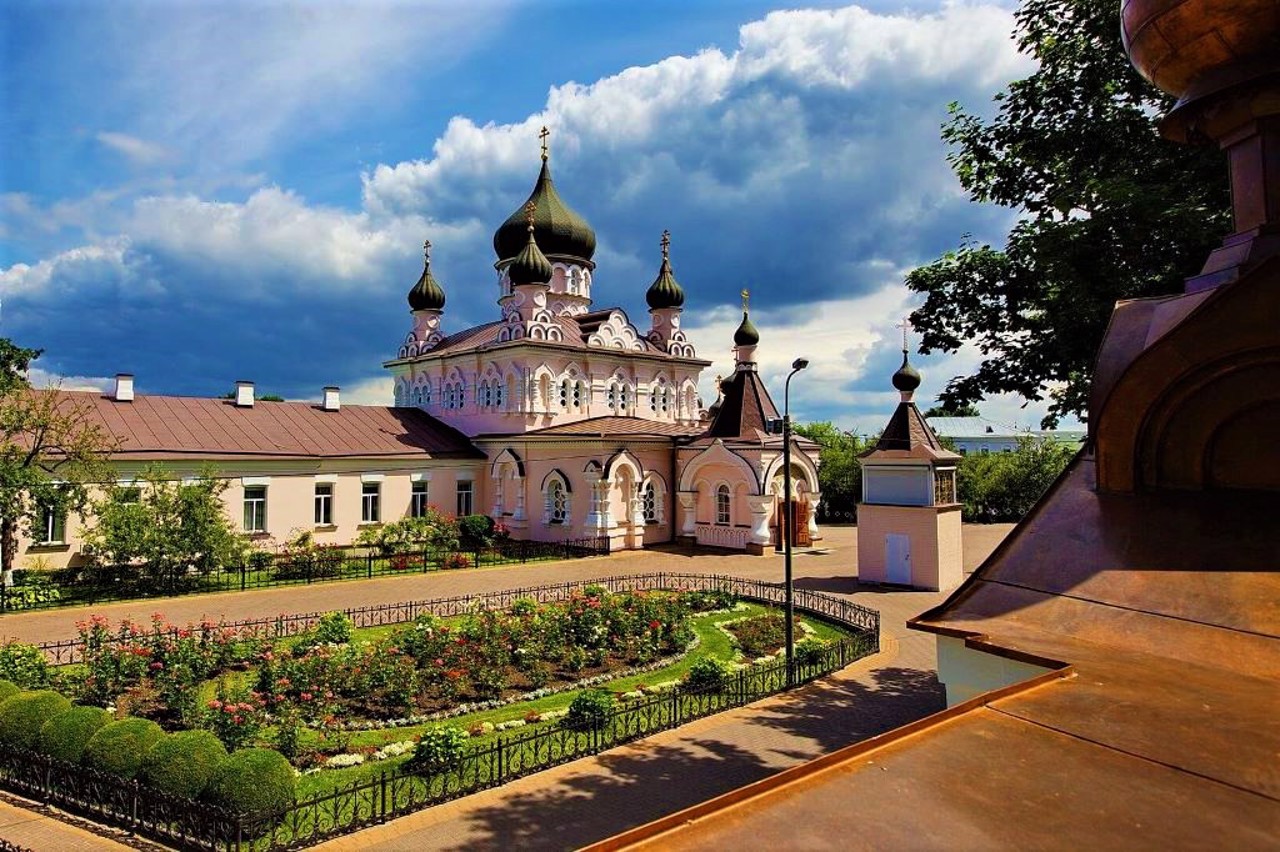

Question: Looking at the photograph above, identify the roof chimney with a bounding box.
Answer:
[235,380,254,408]
[113,373,134,402]
[322,386,340,412]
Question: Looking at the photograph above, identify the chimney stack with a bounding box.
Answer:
[235,380,254,408]
[322,386,340,412]
[113,373,134,402]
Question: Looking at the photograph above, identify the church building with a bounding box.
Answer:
[383,133,822,554]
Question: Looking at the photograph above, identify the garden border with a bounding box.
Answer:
[4,574,879,851]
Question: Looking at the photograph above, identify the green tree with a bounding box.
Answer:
[792,422,872,523]
[0,349,117,585]
[82,466,247,589]
[923,403,980,418]
[957,435,1076,522]
[906,0,1230,427]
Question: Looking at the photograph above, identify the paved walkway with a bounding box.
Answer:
[0,524,1011,850]
[0,794,144,851]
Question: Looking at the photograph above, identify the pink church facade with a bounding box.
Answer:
[384,141,822,554]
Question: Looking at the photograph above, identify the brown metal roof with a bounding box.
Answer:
[50,390,483,460]
[861,401,959,462]
[700,368,780,443]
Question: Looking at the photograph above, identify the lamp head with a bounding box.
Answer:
[792,357,810,371]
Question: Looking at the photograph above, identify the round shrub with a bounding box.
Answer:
[794,637,829,667]
[84,717,164,778]
[406,726,466,774]
[204,748,296,815]
[684,657,732,692]
[36,705,112,763]
[565,688,615,731]
[142,730,229,799]
[0,680,20,703]
[0,690,72,750]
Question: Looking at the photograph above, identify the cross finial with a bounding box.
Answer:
[896,316,912,352]
[660,229,670,260]
[741,289,750,312]
[524,200,536,233]
[423,239,431,265]
[539,126,550,162]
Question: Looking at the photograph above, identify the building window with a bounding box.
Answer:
[39,504,67,545]
[642,482,659,524]
[243,486,267,533]
[494,382,504,408]
[361,483,381,524]
[456,480,474,516]
[715,484,731,525]
[314,484,333,526]
[548,480,568,524]
[574,381,584,408]
[411,481,429,517]
[933,469,957,505]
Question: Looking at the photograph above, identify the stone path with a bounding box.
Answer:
[0,524,1012,850]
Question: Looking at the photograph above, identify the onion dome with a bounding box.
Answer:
[408,240,446,311]
[646,230,685,309]
[892,349,922,393]
[493,131,596,264]
[508,202,554,286]
[733,311,759,346]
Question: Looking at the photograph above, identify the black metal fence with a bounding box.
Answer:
[0,536,610,614]
[31,572,879,666]
[3,574,879,850]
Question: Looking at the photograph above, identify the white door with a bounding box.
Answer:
[886,534,911,585]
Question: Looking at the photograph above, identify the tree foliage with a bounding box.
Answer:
[82,466,247,588]
[923,403,980,418]
[0,347,118,582]
[791,422,873,523]
[956,435,1077,522]
[906,0,1230,426]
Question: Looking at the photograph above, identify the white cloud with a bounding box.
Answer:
[95,132,175,168]
[27,366,113,393]
[339,376,395,407]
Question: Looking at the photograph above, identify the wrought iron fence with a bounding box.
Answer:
[31,572,879,666]
[2,574,878,851]
[0,536,610,614]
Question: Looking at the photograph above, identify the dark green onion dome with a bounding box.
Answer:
[892,349,922,393]
[508,211,554,286]
[733,311,760,346]
[408,240,446,311]
[493,159,597,265]
[646,229,685,309]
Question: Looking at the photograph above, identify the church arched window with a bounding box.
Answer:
[642,479,664,524]
[559,379,571,409]
[544,476,570,525]
[716,484,731,526]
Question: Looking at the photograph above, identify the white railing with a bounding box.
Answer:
[694,523,750,549]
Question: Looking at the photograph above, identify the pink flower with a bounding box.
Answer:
[301,692,313,702]
[149,662,164,670]
[208,700,222,709]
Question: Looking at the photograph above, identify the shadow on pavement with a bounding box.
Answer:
[441,666,943,851]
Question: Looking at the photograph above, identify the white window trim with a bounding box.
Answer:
[361,473,386,483]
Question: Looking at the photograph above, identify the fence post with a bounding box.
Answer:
[368,554,374,579]
[380,771,388,821]
[240,563,247,592]
[1,583,6,613]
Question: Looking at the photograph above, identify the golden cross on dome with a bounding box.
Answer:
[524,200,537,231]
[423,239,431,264]
[539,126,550,161]
[741,289,750,311]
[896,316,912,351]
[660,229,671,260]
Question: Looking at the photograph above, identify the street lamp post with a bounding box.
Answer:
[782,356,809,688]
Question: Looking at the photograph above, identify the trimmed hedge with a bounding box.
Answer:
[83,717,164,779]
[204,748,296,815]
[142,730,229,799]
[0,681,20,704]
[0,691,72,750]
[36,705,112,763]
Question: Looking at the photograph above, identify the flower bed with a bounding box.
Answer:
[0,574,879,851]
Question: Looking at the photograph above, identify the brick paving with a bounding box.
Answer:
[0,524,1011,850]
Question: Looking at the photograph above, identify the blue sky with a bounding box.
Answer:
[2,0,1069,432]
